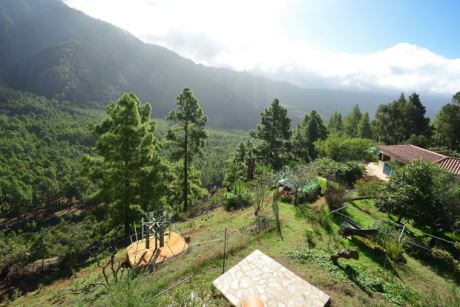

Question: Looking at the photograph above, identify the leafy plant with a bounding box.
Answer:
[305,228,316,248]
[432,247,460,273]
[311,158,363,186]
[318,206,333,233]
[355,178,385,198]
[223,180,253,211]
[315,133,374,162]
[288,249,419,305]
[325,181,347,210]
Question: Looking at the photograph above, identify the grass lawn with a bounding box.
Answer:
[10,199,460,306]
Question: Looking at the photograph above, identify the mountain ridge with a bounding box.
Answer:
[0,0,448,128]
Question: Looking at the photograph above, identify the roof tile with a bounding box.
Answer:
[377,144,460,175]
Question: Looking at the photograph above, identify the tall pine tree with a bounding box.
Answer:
[327,112,343,134]
[433,93,460,151]
[89,93,167,236]
[407,92,430,137]
[292,110,327,161]
[358,112,372,139]
[250,99,291,170]
[167,88,208,212]
[343,104,362,137]
[373,93,430,144]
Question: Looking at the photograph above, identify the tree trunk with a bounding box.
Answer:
[124,162,130,237]
[183,117,189,212]
[272,190,282,239]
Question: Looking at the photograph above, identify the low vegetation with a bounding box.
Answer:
[1,87,459,305]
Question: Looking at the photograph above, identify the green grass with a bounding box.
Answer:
[10,199,460,306]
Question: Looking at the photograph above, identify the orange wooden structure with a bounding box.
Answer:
[126,231,189,268]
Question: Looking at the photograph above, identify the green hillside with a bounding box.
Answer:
[8,200,459,306]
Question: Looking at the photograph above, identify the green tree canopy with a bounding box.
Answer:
[223,140,255,188]
[376,160,455,231]
[327,112,343,134]
[432,95,460,152]
[343,104,362,137]
[407,93,430,137]
[250,99,291,170]
[292,110,327,162]
[315,133,373,162]
[167,88,208,212]
[357,112,372,139]
[373,93,430,144]
[89,93,167,236]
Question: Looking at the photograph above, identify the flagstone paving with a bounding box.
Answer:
[213,250,330,307]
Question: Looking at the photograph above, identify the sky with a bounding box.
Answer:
[64,0,460,95]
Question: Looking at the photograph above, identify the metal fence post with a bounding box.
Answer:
[398,224,406,242]
[222,228,228,274]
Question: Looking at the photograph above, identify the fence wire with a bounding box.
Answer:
[330,203,458,257]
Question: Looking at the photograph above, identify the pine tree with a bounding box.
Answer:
[407,92,430,137]
[452,92,460,105]
[327,112,343,134]
[292,110,327,161]
[433,95,460,151]
[292,125,309,162]
[167,88,208,212]
[358,112,372,139]
[373,93,431,144]
[343,104,362,137]
[250,99,291,170]
[89,93,167,236]
[223,140,254,188]
[373,93,409,144]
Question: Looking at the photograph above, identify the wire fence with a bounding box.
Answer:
[86,212,275,301]
[330,203,458,258]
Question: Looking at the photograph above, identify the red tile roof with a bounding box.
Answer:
[377,144,446,163]
[377,144,460,175]
[436,157,460,175]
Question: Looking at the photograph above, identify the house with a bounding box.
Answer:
[376,144,460,175]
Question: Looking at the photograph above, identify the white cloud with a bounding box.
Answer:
[64,0,460,94]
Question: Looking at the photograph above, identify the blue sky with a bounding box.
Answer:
[65,0,460,94]
[286,0,459,58]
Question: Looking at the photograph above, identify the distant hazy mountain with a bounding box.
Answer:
[0,0,448,128]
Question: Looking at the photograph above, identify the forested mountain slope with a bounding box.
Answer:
[0,0,435,128]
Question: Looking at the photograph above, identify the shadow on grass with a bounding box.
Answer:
[335,263,377,296]
[351,237,400,276]
[405,246,460,283]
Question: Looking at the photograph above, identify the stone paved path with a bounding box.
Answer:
[213,250,330,307]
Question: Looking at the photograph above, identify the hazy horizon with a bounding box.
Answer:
[64,0,460,96]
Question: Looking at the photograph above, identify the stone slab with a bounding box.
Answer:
[213,250,330,306]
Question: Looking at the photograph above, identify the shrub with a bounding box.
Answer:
[383,239,404,263]
[288,249,418,305]
[318,206,333,233]
[374,223,405,263]
[325,181,347,210]
[431,247,460,273]
[305,228,316,248]
[295,204,318,222]
[315,133,374,162]
[223,180,253,211]
[355,178,385,198]
[311,158,363,186]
